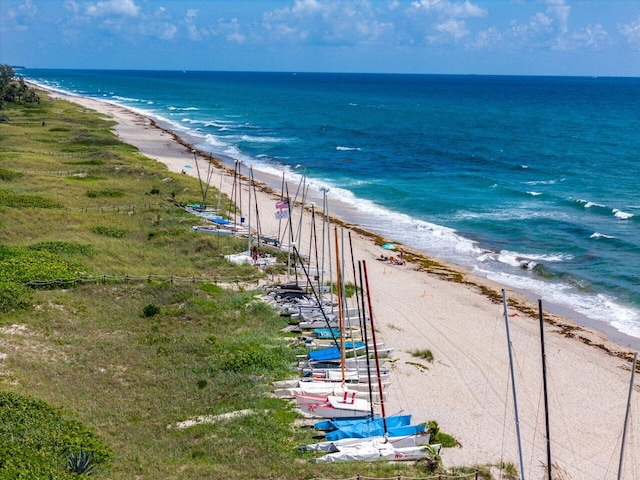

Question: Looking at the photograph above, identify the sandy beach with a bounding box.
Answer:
[46,89,639,480]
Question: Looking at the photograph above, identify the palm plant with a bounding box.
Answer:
[66,450,96,475]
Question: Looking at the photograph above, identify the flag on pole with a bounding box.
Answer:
[275,199,290,219]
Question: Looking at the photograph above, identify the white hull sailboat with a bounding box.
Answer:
[312,439,440,463]
[297,393,371,419]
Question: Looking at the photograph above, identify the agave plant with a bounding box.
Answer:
[66,450,96,476]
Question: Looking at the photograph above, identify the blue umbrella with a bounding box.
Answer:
[183,164,193,169]
[381,243,396,250]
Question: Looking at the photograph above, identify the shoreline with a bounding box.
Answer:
[34,85,639,479]
[27,80,640,352]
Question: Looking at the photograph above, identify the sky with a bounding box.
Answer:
[2,0,640,76]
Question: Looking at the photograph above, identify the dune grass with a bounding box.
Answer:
[0,93,449,479]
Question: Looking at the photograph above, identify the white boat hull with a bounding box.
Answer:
[313,441,440,463]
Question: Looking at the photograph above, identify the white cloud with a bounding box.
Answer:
[569,24,609,49]
[471,26,502,49]
[545,0,570,34]
[619,16,640,47]
[436,18,468,39]
[219,18,246,44]
[161,24,177,40]
[410,0,487,18]
[291,0,324,14]
[262,0,393,45]
[84,0,140,17]
[184,9,208,41]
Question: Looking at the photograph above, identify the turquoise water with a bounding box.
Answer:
[23,69,640,341]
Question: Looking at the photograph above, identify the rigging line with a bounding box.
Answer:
[362,260,388,437]
[284,185,297,284]
[530,375,544,477]
[237,161,242,226]
[502,290,526,480]
[604,427,624,479]
[291,245,339,347]
[626,410,637,480]
[499,349,512,480]
[229,160,238,224]
[545,349,578,468]
[308,203,315,278]
[333,227,345,385]
[319,192,326,300]
[477,303,508,467]
[193,150,206,208]
[310,204,322,295]
[250,168,262,248]
[618,352,638,480]
[296,181,308,250]
[201,153,215,207]
[276,171,285,244]
[357,260,375,415]
[348,232,362,329]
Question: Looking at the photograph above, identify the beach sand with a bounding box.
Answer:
[46,89,639,480]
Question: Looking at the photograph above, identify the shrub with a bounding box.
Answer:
[0,189,63,208]
[0,168,22,181]
[0,281,30,312]
[210,335,295,375]
[29,241,94,257]
[196,379,208,389]
[86,189,125,198]
[0,246,83,284]
[91,226,126,238]
[426,420,460,448]
[142,303,160,317]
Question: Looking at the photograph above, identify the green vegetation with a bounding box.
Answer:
[91,225,128,238]
[0,90,489,478]
[330,281,359,298]
[0,189,64,208]
[427,420,460,448]
[0,391,110,479]
[0,64,40,108]
[496,461,519,480]
[0,167,22,181]
[410,348,434,363]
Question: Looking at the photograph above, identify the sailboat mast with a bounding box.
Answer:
[357,261,375,416]
[502,289,526,480]
[363,260,388,437]
[333,227,345,386]
[247,167,252,252]
[192,150,205,208]
[538,300,552,480]
[617,351,638,480]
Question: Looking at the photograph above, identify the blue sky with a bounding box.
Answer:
[2,0,640,76]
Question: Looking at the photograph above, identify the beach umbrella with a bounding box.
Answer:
[183,164,193,169]
[381,243,396,250]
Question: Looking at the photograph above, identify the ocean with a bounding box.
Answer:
[21,69,640,343]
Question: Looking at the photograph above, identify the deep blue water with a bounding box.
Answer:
[22,69,640,341]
